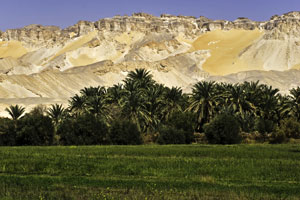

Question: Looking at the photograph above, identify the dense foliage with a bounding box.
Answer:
[204,113,241,144]
[16,111,54,146]
[109,120,142,145]
[1,68,300,145]
[157,125,186,144]
[57,114,109,145]
[158,111,196,144]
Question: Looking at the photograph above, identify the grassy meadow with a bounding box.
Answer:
[0,144,300,199]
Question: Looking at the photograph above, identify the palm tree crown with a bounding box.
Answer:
[125,68,154,89]
[187,81,217,129]
[5,105,25,120]
[47,104,65,124]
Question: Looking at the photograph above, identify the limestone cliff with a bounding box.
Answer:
[0,12,300,114]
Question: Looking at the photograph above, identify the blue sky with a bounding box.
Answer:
[0,0,299,31]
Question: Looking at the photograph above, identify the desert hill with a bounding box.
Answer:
[0,11,300,115]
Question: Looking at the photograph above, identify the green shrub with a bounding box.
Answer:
[194,132,207,144]
[157,111,196,145]
[166,111,195,144]
[142,133,158,144]
[109,120,142,145]
[0,118,17,146]
[57,114,109,145]
[240,131,265,143]
[279,118,300,139]
[254,118,275,135]
[269,129,287,144]
[16,113,54,145]
[204,113,241,144]
[289,138,300,144]
[157,125,186,144]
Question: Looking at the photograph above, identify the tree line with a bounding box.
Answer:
[1,68,300,146]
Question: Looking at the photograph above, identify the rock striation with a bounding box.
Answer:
[0,11,300,115]
[2,11,299,48]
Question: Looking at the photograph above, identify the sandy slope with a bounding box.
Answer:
[191,29,263,75]
[0,41,28,58]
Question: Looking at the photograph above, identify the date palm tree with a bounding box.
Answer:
[144,84,165,132]
[121,80,151,132]
[69,94,86,114]
[257,85,279,121]
[287,87,300,121]
[47,104,65,125]
[187,81,218,130]
[241,81,262,116]
[5,105,25,120]
[225,83,255,116]
[161,86,184,122]
[85,95,111,121]
[107,83,125,105]
[125,68,155,89]
[80,86,106,98]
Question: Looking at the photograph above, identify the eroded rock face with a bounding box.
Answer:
[65,20,96,37]
[93,14,198,34]
[1,11,299,45]
[263,12,300,40]
[0,11,299,111]
[1,24,62,47]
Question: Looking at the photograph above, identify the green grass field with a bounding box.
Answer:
[0,145,300,199]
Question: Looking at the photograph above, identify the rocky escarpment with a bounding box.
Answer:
[263,12,300,40]
[0,12,299,50]
[0,12,293,45]
[1,11,299,48]
[1,24,62,48]
[0,12,300,115]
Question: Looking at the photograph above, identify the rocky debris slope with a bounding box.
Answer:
[0,12,300,112]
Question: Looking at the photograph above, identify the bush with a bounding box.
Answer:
[16,113,54,145]
[109,120,142,145]
[254,118,275,135]
[0,118,17,146]
[57,114,109,145]
[166,111,195,144]
[240,131,265,143]
[279,118,300,139]
[269,129,287,144]
[204,113,241,144]
[157,125,186,144]
[194,132,207,144]
[240,132,256,144]
[157,111,196,145]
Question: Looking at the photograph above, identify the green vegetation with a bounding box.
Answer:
[204,112,241,144]
[1,69,300,199]
[0,145,300,199]
[2,69,300,145]
[57,113,109,145]
[109,120,142,145]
